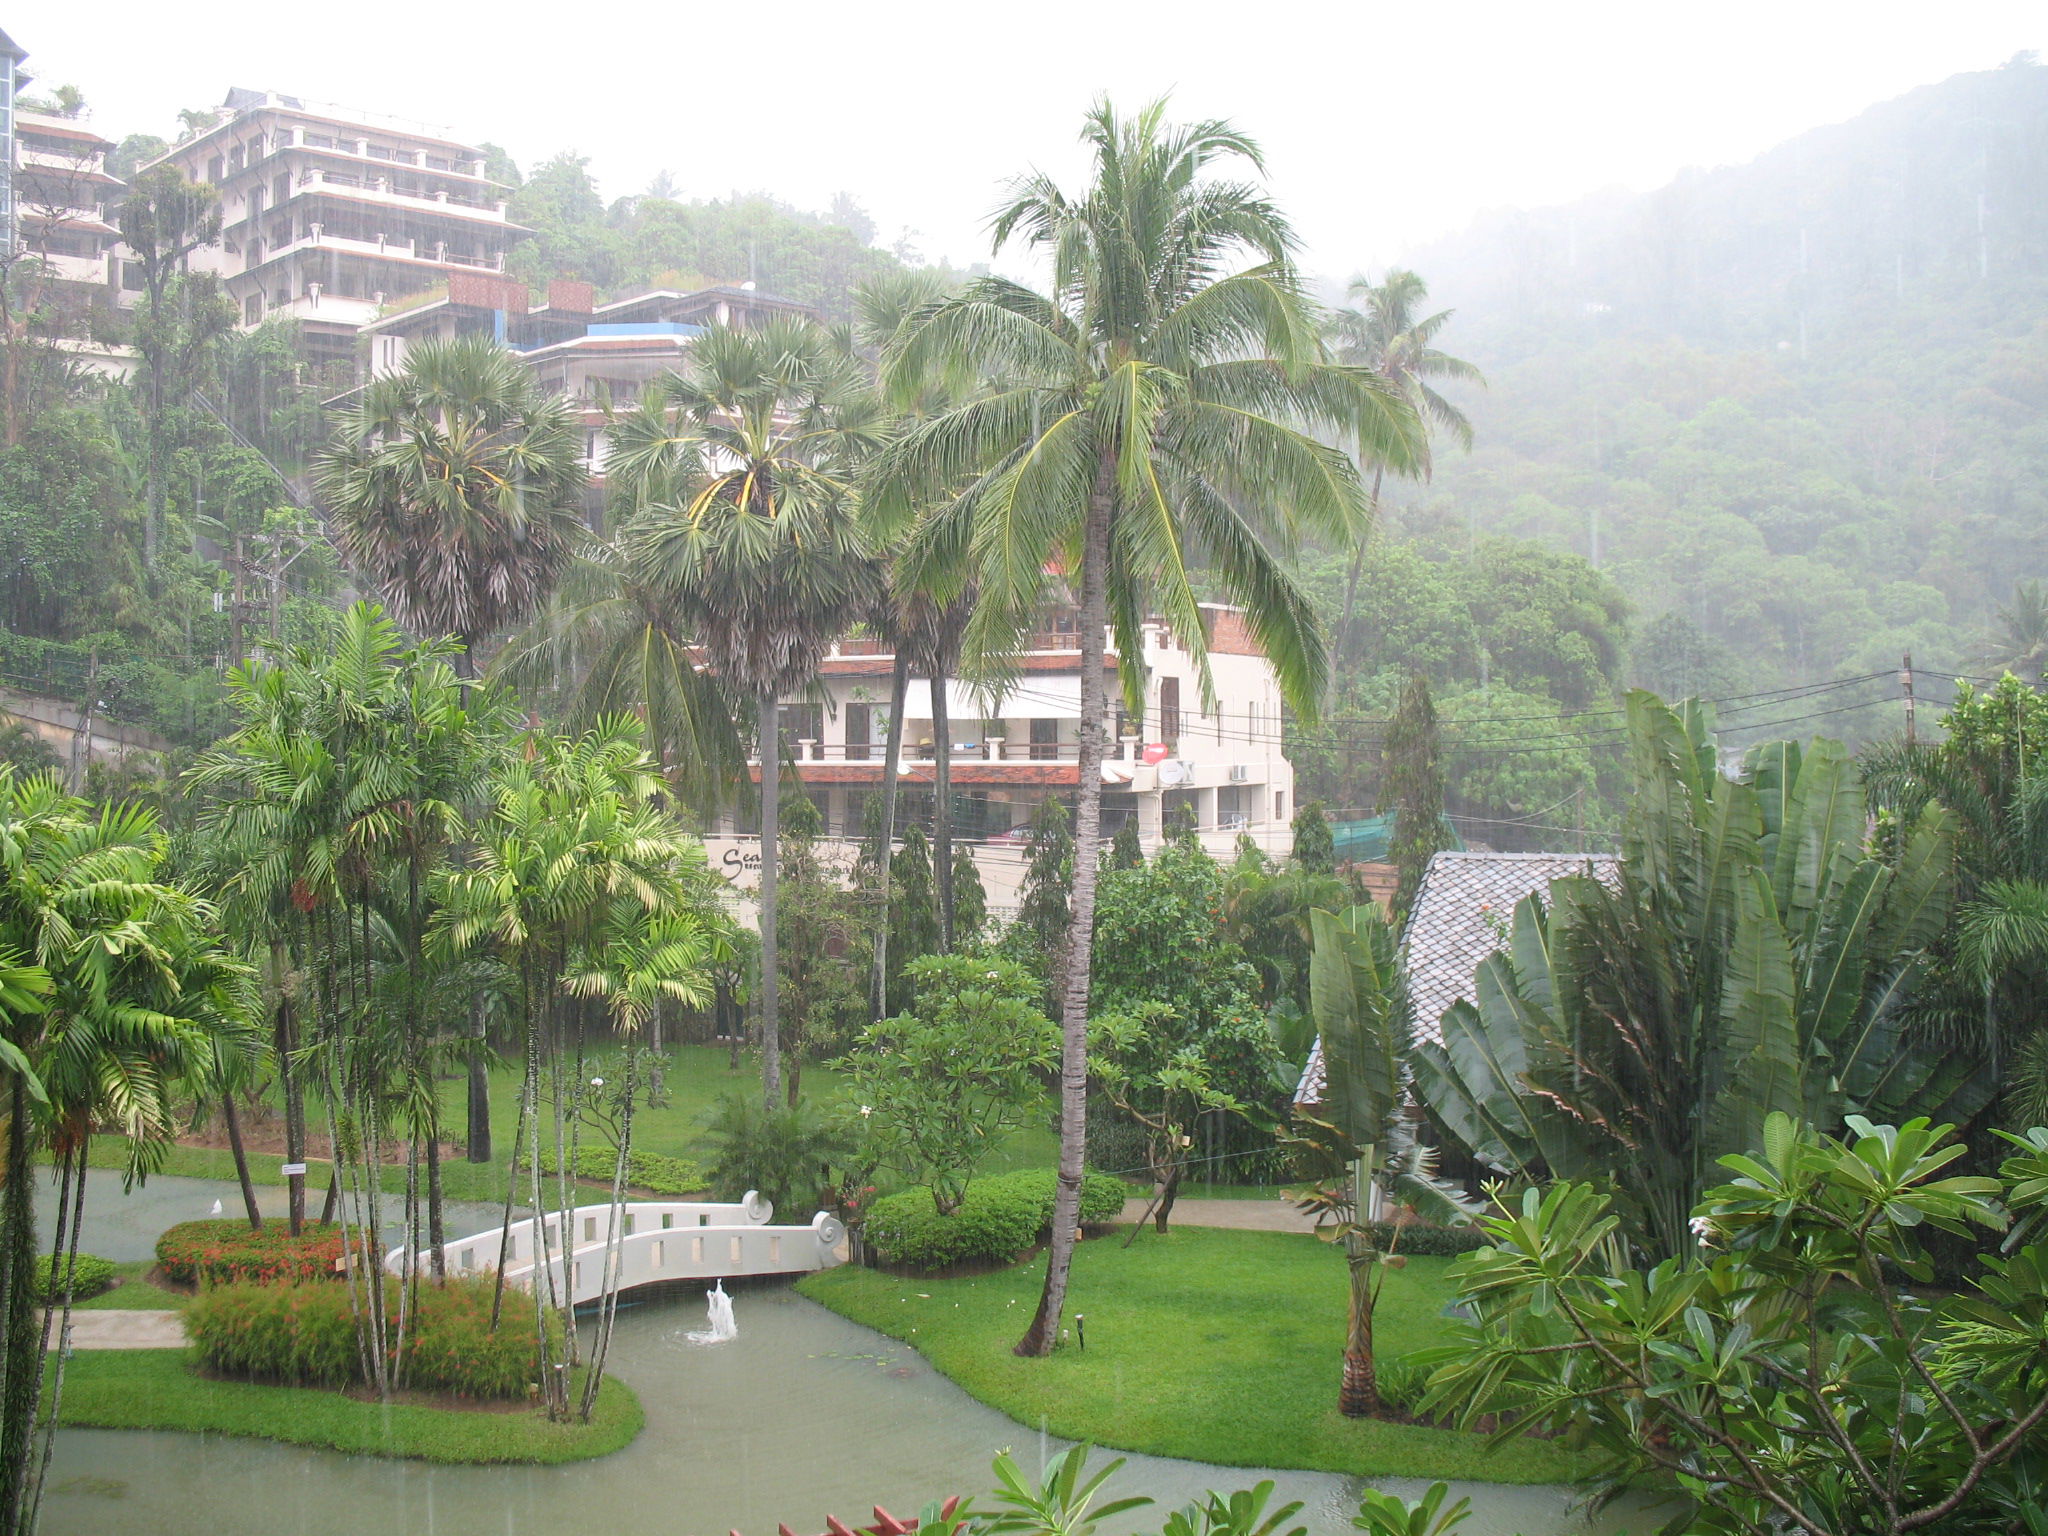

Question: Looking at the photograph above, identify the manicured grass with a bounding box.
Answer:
[110,1044,1067,1209]
[70,1261,188,1311]
[799,1226,1577,1485]
[54,1349,642,1465]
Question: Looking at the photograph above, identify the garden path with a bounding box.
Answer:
[1120,1197,1319,1234]
[46,1312,187,1349]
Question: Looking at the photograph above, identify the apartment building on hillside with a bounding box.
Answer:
[147,89,526,366]
[706,605,1296,920]
[357,276,822,492]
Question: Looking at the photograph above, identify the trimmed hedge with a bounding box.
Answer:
[187,1276,548,1399]
[866,1169,1132,1271]
[1363,1220,1489,1257]
[156,1220,349,1286]
[538,1145,704,1196]
[31,1253,117,1303]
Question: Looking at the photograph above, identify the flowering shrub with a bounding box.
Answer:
[155,1220,350,1286]
[187,1276,549,1399]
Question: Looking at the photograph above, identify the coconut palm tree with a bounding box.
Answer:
[1980,580,2048,681]
[622,318,883,1106]
[317,333,588,1165]
[1324,270,1483,665]
[870,99,1423,1354]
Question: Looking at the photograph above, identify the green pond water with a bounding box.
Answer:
[36,1177,1661,1536]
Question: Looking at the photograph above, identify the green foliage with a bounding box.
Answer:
[1106,819,1145,871]
[1425,1115,2048,1535]
[844,954,1058,1212]
[949,839,988,946]
[1092,837,1261,1034]
[1416,692,1972,1261]
[27,1254,115,1303]
[1376,675,1448,916]
[187,1277,548,1399]
[537,1144,704,1196]
[700,1094,847,1216]
[863,1168,1130,1271]
[155,1220,348,1287]
[887,824,941,1009]
[1290,801,1334,874]
[1355,1222,1490,1259]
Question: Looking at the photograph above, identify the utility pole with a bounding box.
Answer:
[1902,652,1917,746]
[229,533,247,665]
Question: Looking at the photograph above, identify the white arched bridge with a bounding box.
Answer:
[385,1193,846,1306]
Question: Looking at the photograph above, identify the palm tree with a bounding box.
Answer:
[622,318,882,1106]
[1291,905,1476,1417]
[0,769,250,1536]
[1324,270,1483,666]
[1981,580,2048,681]
[871,99,1423,1354]
[317,333,588,1166]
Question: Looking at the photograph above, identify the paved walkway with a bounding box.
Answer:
[45,1311,188,1349]
[1118,1195,1317,1234]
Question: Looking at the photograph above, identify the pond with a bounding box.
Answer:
[37,1177,1658,1536]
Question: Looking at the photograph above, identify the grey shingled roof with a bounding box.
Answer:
[1294,850,1620,1106]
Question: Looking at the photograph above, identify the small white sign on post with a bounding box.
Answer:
[280,1163,307,1176]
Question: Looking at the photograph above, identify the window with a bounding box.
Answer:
[1029,718,1060,760]
[777,703,823,752]
[207,155,224,183]
[1159,677,1181,750]
[1275,791,1287,823]
[844,703,872,761]
[120,260,143,292]
[243,293,264,324]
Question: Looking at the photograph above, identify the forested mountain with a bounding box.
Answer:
[1391,56,2048,699]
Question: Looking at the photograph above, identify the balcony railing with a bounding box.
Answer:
[295,167,506,216]
[760,735,1145,765]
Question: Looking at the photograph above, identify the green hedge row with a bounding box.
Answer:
[156,1220,349,1286]
[31,1253,116,1302]
[536,1145,705,1196]
[865,1169,1132,1272]
[187,1277,548,1399]
[1362,1220,1489,1257]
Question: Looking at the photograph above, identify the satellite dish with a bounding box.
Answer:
[1158,759,1190,786]
[1141,742,1171,765]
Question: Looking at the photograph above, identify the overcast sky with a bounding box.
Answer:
[23,1,2047,283]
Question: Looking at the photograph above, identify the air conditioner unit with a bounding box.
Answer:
[1228,764,1250,782]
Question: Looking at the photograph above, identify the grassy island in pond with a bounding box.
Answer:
[54,1351,642,1465]
[799,1226,1577,1485]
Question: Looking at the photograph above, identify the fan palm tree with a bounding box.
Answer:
[316,333,588,1165]
[871,99,1423,1354]
[1980,580,2048,681]
[622,318,883,1107]
[1324,270,1483,666]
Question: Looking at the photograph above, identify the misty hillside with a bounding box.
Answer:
[1395,56,2048,697]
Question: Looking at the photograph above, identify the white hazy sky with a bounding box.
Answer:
[20,1,2047,281]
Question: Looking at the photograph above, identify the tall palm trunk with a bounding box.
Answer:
[274,944,307,1235]
[1017,460,1112,1357]
[1334,465,1384,680]
[0,1077,41,1536]
[931,671,955,951]
[455,647,494,1167]
[758,688,783,1107]
[222,1093,264,1230]
[870,653,911,1020]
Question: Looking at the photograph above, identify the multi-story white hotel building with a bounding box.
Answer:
[706,605,1298,919]
[147,89,524,367]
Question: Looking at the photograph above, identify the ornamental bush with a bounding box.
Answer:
[187,1276,549,1399]
[1360,1221,1489,1258]
[865,1169,1132,1270]
[30,1252,116,1302]
[539,1145,705,1196]
[155,1220,349,1286]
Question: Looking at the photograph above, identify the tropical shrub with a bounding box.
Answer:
[29,1253,116,1302]
[1357,1221,1489,1258]
[155,1220,348,1286]
[187,1277,548,1399]
[539,1145,704,1196]
[701,1094,847,1215]
[865,1170,1130,1270]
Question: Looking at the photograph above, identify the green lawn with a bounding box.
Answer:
[101,1044,1065,1209]
[71,1261,188,1311]
[54,1350,641,1464]
[799,1227,1576,1485]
